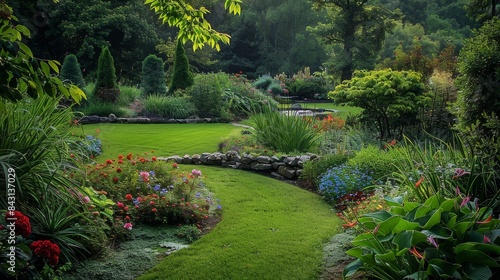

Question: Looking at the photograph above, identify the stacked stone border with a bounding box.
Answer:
[79,114,226,124]
[159,151,318,180]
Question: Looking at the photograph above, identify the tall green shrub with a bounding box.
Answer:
[455,18,500,160]
[187,73,228,118]
[141,54,167,95]
[60,54,85,88]
[93,47,120,102]
[169,40,194,94]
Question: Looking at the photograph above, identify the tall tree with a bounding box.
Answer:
[169,40,194,94]
[60,54,85,88]
[311,0,399,81]
[93,47,120,102]
[141,54,167,95]
[465,0,499,22]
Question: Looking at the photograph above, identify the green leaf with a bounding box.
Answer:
[48,60,59,74]
[393,219,420,233]
[385,196,403,206]
[17,42,32,58]
[375,250,396,262]
[393,230,427,249]
[455,249,500,267]
[421,226,452,239]
[463,264,492,280]
[422,209,442,229]
[377,215,401,236]
[427,259,460,278]
[343,259,364,278]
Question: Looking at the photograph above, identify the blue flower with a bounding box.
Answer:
[160,189,168,195]
[153,185,161,191]
[195,192,201,198]
[216,204,223,210]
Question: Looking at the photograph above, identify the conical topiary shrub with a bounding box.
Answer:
[60,54,85,88]
[93,47,120,102]
[168,40,194,94]
[141,54,167,95]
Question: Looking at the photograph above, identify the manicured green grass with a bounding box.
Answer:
[138,165,341,280]
[282,102,363,119]
[76,123,243,159]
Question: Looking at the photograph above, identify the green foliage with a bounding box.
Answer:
[391,136,500,210]
[0,5,85,109]
[93,47,120,102]
[286,77,327,99]
[344,194,500,279]
[222,75,278,118]
[176,224,202,243]
[249,108,320,153]
[145,0,241,51]
[79,103,136,118]
[329,69,426,140]
[143,94,196,118]
[60,54,85,88]
[347,145,403,181]
[311,0,399,81]
[187,73,227,118]
[0,95,81,209]
[27,191,91,264]
[252,75,274,90]
[455,17,500,143]
[116,85,141,107]
[141,54,166,96]
[169,40,194,94]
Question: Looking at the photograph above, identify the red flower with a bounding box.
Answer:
[106,159,113,165]
[124,206,129,211]
[117,202,124,209]
[152,208,157,213]
[30,240,60,265]
[131,161,136,165]
[116,167,122,173]
[150,201,155,205]
[415,176,424,188]
[126,216,130,220]
[152,156,157,161]
[113,177,119,184]
[118,159,124,164]
[126,153,133,160]
[125,194,133,200]
[5,211,32,238]
[118,155,124,160]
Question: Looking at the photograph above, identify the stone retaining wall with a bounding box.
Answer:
[159,151,318,180]
[79,114,226,124]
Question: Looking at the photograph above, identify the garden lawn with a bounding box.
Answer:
[138,165,341,280]
[286,102,363,119]
[75,123,242,159]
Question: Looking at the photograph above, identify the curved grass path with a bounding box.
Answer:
[138,166,341,280]
[81,123,342,279]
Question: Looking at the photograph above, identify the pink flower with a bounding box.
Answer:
[140,171,150,182]
[484,235,491,243]
[150,201,155,205]
[191,169,202,177]
[117,202,124,209]
[123,222,133,230]
[83,196,91,203]
[460,196,471,208]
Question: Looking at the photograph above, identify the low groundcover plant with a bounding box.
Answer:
[343,193,500,279]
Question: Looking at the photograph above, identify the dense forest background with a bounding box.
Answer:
[8,0,489,83]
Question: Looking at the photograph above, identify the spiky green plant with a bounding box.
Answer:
[169,40,193,94]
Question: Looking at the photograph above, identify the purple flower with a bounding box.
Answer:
[460,196,471,208]
[453,168,470,179]
[427,236,438,248]
[191,169,202,177]
[153,185,161,191]
[216,204,222,210]
[83,196,91,203]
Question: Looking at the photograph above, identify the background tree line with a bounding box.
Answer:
[7,0,493,83]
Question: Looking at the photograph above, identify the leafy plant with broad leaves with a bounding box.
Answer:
[344,194,500,279]
[0,3,85,110]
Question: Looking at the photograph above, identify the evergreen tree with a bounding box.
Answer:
[169,40,194,94]
[141,54,167,95]
[60,54,85,88]
[93,47,120,102]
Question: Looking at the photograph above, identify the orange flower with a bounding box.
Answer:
[409,246,424,259]
[342,220,358,229]
[126,153,133,160]
[415,176,424,188]
[477,215,492,224]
